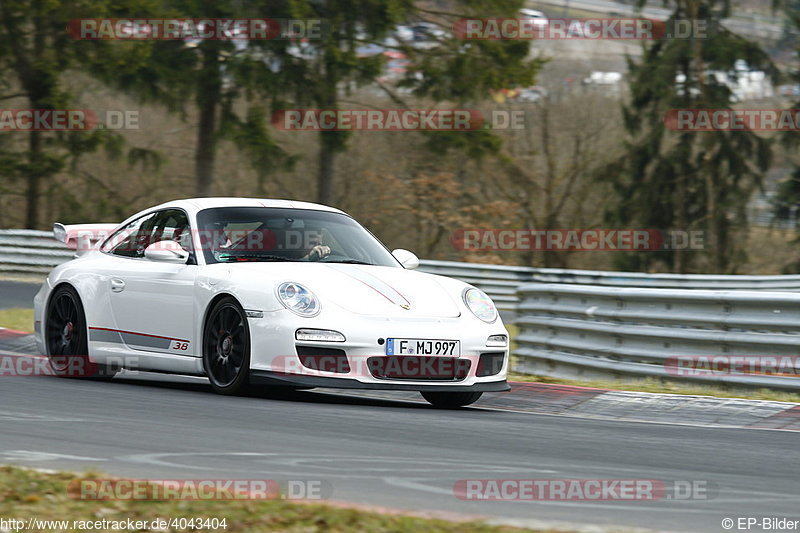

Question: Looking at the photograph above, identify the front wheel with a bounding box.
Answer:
[203,297,251,395]
[420,391,483,408]
[45,285,117,380]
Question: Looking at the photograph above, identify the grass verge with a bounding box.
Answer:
[507,373,800,403]
[0,274,46,284]
[0,466,544,533]
[0,308,33,332]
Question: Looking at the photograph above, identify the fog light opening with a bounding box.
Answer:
[295,328,346,342]
[486,334,508,347]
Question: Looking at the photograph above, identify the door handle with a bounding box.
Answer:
[110,278,126,293]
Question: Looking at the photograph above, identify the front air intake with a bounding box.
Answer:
[296,346,350,374]
[367,356,470,381]
[476,352,505,377]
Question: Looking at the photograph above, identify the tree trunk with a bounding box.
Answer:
[674,168,688,274]
[539,105,558,268]
[705,165,722,271]
[25,131,41,228]
[12,4,47,228]
[194,44,221,197]
[674,54,693,274]
[316,45,341,205]
[317,133,336,204]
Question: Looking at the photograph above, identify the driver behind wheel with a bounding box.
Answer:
[301,229,331,261]
[281,225,331,261]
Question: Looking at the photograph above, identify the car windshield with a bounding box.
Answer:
[196,207,401,267]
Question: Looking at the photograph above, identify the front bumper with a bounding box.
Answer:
[247,308,510,390]
[249,370,510,392]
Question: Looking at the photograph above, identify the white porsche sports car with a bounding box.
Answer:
[33,198,510,407]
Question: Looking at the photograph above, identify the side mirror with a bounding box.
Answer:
[392,248,419,270]
[144,241,190,264]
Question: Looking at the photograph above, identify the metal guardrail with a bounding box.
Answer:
[416,260,533,313]
[0,230,74,275]
[416,260,800,313]
[527,268,800,290]
[0,232,534,310]
[514,283,800,390]
[4,229,800,389]
[4,231,800,305]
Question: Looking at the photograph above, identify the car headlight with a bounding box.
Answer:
[463,288,498,323]
[277,282,320,317]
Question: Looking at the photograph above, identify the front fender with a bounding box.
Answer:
[197,265,284,315]
[36,254,114,357]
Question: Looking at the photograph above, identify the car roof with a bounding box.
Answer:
[147,197,347,216]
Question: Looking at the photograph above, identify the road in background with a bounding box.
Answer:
[0,281,39,309]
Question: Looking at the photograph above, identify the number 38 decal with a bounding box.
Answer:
[172,341,189,351]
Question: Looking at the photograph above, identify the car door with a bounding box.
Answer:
[102,209,199,357]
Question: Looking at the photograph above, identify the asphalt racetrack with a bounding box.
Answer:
[0,364,798,532]
[1,281,798,532]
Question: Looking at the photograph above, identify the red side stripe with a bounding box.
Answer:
[88,327,189,344]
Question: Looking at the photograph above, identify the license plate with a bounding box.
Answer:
[385,338,460,356]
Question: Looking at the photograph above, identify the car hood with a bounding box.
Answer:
[226,262,463,318]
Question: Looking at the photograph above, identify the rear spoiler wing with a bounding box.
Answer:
[53,223,119,254]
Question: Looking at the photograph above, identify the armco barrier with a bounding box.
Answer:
[513,283,800,390]
[416,260,533,313]
[4,229,800,389]
[415,260,800,313]
[4,230,800,311]
[0,231,528,311]
[0,229,74,275]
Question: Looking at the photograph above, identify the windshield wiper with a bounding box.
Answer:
[217,252,292,262]
[321,259,374,265]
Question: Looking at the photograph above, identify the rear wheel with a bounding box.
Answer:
[45,285,117,379]
[420,391,483,408]
[203,297,251,395]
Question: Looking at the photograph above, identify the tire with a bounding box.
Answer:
[420,391,483,408]
[203,297,251,395]
[45,285,117,380]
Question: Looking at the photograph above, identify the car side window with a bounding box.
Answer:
[152,209,193,252]
[102,209,192,260]
[102,212,160,259]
